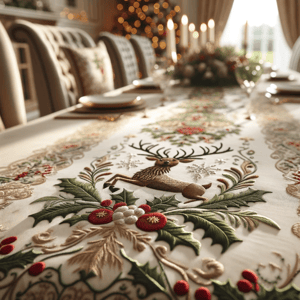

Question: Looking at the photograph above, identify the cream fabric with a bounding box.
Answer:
[62,42,114,96]
[277,0,300,49]
[0,22,26,129]
[196,0,234,46]
[9,20,96,116]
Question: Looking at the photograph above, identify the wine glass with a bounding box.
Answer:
[234,60,263,97]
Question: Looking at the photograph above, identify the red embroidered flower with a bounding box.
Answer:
[136,212,167,231]
[0,236,17,246]
[113,202,127,211]
[88,209,113,224]
[177,127,205,135]
[101,199,113,207]
[195,287,211,300]
[237,279,253,293]
[242,269,258,283]
[173,280,189,296]
[138,204,151,213]
[0,244,14,255]
[28,262,46,276]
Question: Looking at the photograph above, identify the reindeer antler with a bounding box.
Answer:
[130,141,233,159]
[129,141,171,158]
[174,143,233,159]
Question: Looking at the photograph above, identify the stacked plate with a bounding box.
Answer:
[78,94,146,112]
[267,72,296,82]
[266,83,300,96]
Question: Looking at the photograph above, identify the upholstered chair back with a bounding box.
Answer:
[289,36,300,72]
[130,35,156,78]
[9,20,96,116]
[98,32,139,88]
[0,22,27,128]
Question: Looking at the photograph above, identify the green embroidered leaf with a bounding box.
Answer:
[120,249,170,299]
[165,210,241,253]
[222,211,280,231]
[0,249,40,277]
[199,189,271,210]
[146,195,180,212]
[30,203,99,227]
[31,196,63,204]
[256,285,300,300]
[156,220,201,255]
[60,214,89,226]
[110,189,138,206]
[212,280,245,300]
[56,178,102,203]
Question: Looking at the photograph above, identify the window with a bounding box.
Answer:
[221,0,291,71]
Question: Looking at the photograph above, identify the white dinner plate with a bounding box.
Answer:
[268,72,296,81]
[79,94,144,108]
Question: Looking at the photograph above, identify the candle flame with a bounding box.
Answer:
[193,31,199,39]
[189,23,195,32]
[208,19,215,28]
[200,23,207,32]
[181,15,188,25]
[167,19,174,30]
[171,51,177,63]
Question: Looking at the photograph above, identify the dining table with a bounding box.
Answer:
[1,74,300,300]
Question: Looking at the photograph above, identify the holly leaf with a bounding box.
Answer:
[56,178,102,203]
[29,203,99,227]
[0,249,40,277]
[31,196,62,204]
[110,189,138,206]
[257,285,300,300]
[199,189,271,210]
[156,220,201,255]
[212,280,245,300]
[120,249,170,299]
[166,210,241,253]
[146,195,180,212]
[60,214,89,226]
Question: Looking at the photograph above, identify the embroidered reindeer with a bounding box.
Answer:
[104,141,233,203]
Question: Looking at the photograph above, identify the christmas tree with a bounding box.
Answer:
[113,0,181,56]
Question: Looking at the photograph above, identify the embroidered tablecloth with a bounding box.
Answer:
[1,82,300,300]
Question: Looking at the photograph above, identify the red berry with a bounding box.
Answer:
[101,199,113,207]
[195,287,211,300]
[237,279,253,293]
[254,283,260,292]
[88,209,113,224]
[173,280,189,296]
[242,269,258,283]
[0,236,17,246]
[28,262,46,276]
[136,212,167,232]
[0,244,14,255]
[113,202,127,211]
[138,204,151,213]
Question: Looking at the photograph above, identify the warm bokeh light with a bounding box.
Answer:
[142,5,148,12]
[152,36,158,42]
[157,24,164,30]
[118,17,124,23]
[174,5,180,12]
[170,10,176,17]
[133,2,139,8]
[128,6,134,12]
[134,20,141,27]
[189,23,195,32]
[146,16,152,23]
[154,3,160,9]
[160,41,166,49]
[117,4,123,10]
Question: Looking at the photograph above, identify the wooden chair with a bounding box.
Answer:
[98,32,139,88]
[0,22,27,129]
[130,35,156,78]
[9,20,96,116]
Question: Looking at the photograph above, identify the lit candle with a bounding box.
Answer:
[189,23,195,51]
[166,19,176,59]
[180,15,188,48]
[200,23,207,47]
[171,51,177,63]
[244,20,248,51]
[193,31,200,52]
[208,19,215,44]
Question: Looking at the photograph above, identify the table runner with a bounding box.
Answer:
[0,86,300,300]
